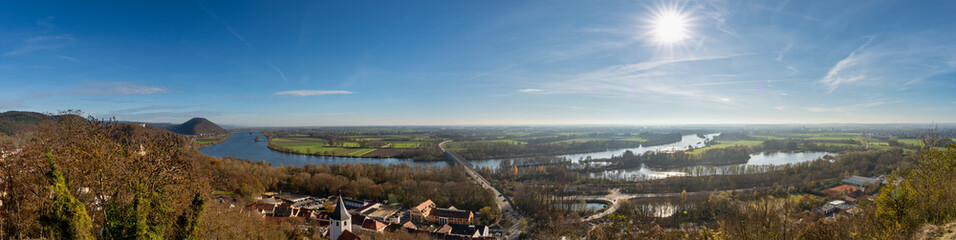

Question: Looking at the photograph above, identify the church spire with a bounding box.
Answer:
[330,196,351,221]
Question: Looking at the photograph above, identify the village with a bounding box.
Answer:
[815,175,887,218]
[223,191,496,240]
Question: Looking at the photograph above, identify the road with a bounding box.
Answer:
[439,140,525,239]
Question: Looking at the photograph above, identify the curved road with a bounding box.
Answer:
[439,140,525,239]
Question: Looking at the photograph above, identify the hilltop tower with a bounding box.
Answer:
[329,196,352,240]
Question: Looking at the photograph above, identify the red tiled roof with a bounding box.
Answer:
[248,203,275,212]
[402,221,418,230]
[434,224,452,234]
[336,230,361,240]
[413,199,434,211]
[361,219,387,230]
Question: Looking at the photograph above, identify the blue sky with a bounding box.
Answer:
[1,0,954,126]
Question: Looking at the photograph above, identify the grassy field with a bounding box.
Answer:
[270,135,434,157]
[445,139,527,149]
[687,140,763,155]
[349,148,376,156]
[898,139,924,146]
[196,133,231,147]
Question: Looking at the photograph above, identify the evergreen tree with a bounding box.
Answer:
[39,151,93,240]
[174,193,206,240]
[104,185,167,240]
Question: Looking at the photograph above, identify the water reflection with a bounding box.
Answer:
[590,151,836,181]
[472,133,721,170]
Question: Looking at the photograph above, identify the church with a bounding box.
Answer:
[329,197,361,240]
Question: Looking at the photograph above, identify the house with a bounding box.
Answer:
[361,218,387,232]
[434,224,453,235]
[410,199,435,222]
[277,193,311,203]
[448,224,491,238]
[248,202,277,216]
[355,203,382,216]
[365,204,403,223]
[427,207,473,225]
[336,230,361,240]
[818,200,853,217]
[337,197,368,210]
[411,200,474,225]
[273,203,301,218]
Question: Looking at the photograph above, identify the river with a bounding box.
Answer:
[471,133,722,170]
[590,151,836,181]
[199,132,449,168]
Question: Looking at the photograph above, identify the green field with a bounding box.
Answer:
[687,140,763,155]
[897,139,924,146]
[270,135,433,157]
[349,148,376,156]
[446,139,527,149]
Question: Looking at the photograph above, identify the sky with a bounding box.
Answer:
[1,0,955,126]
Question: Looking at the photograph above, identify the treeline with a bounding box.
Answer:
[211,157,499,224]
[605,146,752,169]
[456,140,641,160]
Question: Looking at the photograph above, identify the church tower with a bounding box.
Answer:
[329,196,352,240]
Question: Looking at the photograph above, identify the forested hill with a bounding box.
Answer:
[162,117,228,136]
[0,111,48,135]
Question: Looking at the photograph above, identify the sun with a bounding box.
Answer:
[646,4,693,47]
[653,11,688,43]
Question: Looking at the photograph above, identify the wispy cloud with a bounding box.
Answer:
[820,38,872,93]
[530,54,746,105]
[36,16,56,29]
[518,89,543,93]
[4,35,76,56]
[109,105,192,115]
[56,55,79,62]
[776,42,792,61]
[267,63,288,81]
[274,90,353,97]
[69,82,168,96]
[196,0,253,49]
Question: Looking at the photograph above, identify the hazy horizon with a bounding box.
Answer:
[2,1,955,126]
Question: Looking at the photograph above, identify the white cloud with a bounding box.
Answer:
[70,82,167,96]
[275,90,353,97]
[820,38,872,93]
[773,105,786,111]
[518,89,543,93]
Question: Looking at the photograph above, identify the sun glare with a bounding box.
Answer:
[646,4,693,47]
[653,12,687,43]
